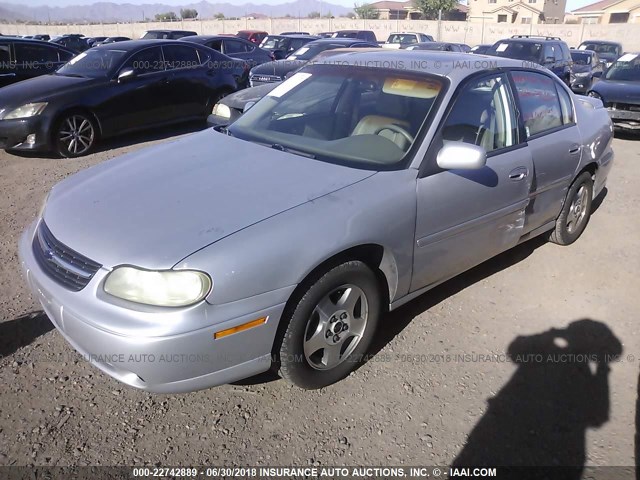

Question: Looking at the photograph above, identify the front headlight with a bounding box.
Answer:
[212,103,231,119]
[104,267,212,307]
[2,102,48,120]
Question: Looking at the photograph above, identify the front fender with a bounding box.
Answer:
[175,169,419,307]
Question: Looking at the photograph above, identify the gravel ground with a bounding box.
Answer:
[0,126,638,469]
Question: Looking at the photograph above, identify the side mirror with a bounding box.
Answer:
[437,141,487,170]
[117,68,136,83]
[243,101,256,113]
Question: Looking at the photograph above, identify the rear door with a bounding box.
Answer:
[161,44,208,119]
[412,73,533,291]
[510,70,582,233]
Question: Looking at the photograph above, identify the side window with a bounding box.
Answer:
[441,74,518,153]
[544,44,555,62]
[207,40,223,52]
[162,45,199,70]
[58,50,74,62]
[553,44,563,61]
[14,43,59,63]
[0,43,10,63]
[511,71,563,137]
[556,85,574,125]
[122,47,164,75]
[224,40,248,54]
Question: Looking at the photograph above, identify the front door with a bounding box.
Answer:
[411,73,534,292]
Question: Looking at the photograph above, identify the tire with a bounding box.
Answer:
[277,260,381,389]
[550,171,593,245]
[53,111,97,158]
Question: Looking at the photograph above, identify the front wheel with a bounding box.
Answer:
[54,112,97,158]
[550,171,593,245]
[277,261,381,389]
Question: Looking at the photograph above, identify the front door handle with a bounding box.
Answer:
[569,144,581,154]
[508,166,529,181]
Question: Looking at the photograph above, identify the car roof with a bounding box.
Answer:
[144,30,196,34]
[580,40,621,46]
[180,35,251,42]
[264,34,317,39]
[314,50,536,82]
[0,37,75,51]
[94,39,196,51]
[305,38,374,46]
[497,37,562,44]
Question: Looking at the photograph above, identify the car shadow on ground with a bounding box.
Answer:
[450,318,622,475]
[0,310,53,358]
[7,121,208,160]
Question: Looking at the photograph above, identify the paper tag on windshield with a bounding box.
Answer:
[617,53,638,62]
[496,43,508,52]
[267,73,312,98]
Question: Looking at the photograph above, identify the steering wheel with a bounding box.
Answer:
[373,124,415,145]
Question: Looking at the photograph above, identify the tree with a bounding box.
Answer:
[180,8,198,19]
[354,3,379,19]
[307,11,321,18]
[322,11,333,18]
[154,11,178,22]
[214,12,225,20]
[344,11,357,19]
[413,0,459,20]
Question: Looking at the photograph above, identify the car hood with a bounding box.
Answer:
[0,74,98,107]
[43,129,376,269]
[592,79,640,103]
[222,82,280,110]
[251,59,306,77]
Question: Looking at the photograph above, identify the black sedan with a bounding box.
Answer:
[0,40,246,157]
[179,35,274,68]
[405,42,470,52]
[470,44,492,54]
[0,38,75,88]
[588,53,640,131]
[50,34,89,53]
[570,49,604,94]
[258,34,319,60]
[97,37,131,46]
[248,38,379,87]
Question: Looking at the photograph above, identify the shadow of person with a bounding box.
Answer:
[0,311,53,358]
[452,319,622,478]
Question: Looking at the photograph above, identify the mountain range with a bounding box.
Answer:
[0,0,354,22]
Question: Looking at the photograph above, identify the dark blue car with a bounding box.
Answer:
[588,52,640,132]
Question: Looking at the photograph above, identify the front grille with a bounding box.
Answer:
[249,75,281,87]
[610,103,640,112]
[32,221,101,291]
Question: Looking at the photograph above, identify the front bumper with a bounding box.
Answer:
[607,108,640,130]
[18,220,290,393]
[0,116,52,152]
[571,78,591,94]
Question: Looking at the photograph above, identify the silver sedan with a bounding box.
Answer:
[19,51,614,392]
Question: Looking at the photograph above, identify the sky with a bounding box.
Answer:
[8,0,598,13]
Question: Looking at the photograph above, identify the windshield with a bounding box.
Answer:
[229,65,444,169]
[604,54,640,81]
[288,43,338,60]
[260,36,288,50]
[387,34,417,44]
[579,43,619,55]
[571,52,592,65]
[489,42,542,63]
[56,49,126,78]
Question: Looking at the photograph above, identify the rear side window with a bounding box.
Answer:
[206,40,223,52]
[224,40,248,54]
[15,43,59,63]
[511,71,563,137]
[162,45,199,69]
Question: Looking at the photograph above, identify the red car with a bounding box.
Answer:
[237,30,268,44]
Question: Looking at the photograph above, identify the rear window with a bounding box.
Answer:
[490,41,543,63]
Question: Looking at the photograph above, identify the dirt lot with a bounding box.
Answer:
[0,126,639,469]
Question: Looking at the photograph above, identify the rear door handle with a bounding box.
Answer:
[569,144,581,154]
[508,166,529,181]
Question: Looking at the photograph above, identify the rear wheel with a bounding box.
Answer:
[54,112,97,158]
[277,261,381,389]
[550,171,593,245]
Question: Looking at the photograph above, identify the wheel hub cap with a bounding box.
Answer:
[303,285,369,371]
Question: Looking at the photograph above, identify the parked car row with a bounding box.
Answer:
[17,49,615,394]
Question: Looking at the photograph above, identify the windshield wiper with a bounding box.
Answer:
[270,143,316,158]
